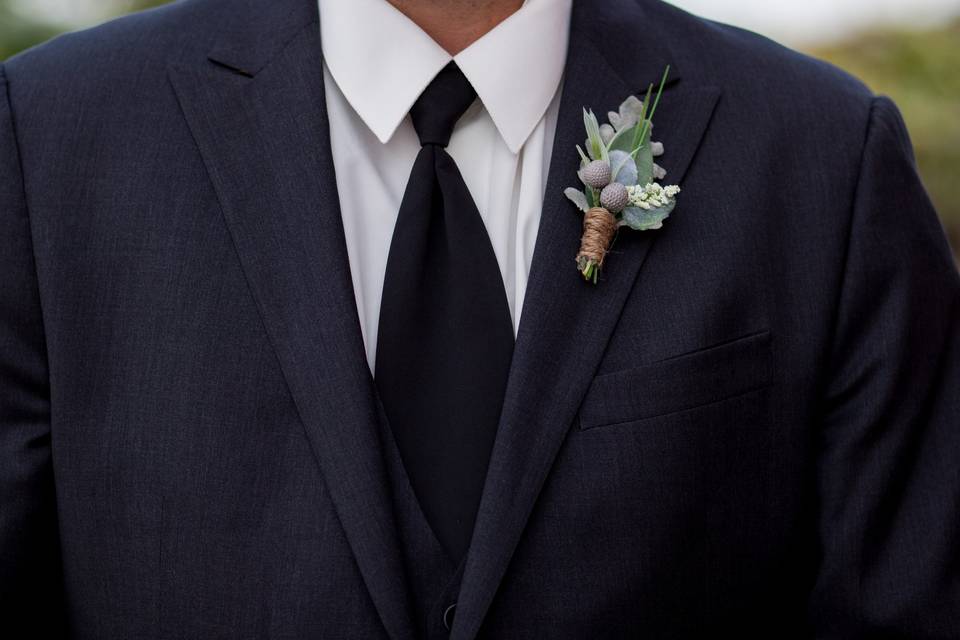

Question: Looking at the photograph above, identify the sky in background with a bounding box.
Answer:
[11,0,960,45]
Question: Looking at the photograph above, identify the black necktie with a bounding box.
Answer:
[375,63,515,561]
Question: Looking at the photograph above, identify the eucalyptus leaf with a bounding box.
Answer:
[607,122,639,153]
[609,150,638,186]
[564,188,591,213]
[620,201,675,231]
[631,117,653,155]
[635,142,655,186]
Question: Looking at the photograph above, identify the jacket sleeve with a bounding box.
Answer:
[0,63,65,634]
[810,95,960,637]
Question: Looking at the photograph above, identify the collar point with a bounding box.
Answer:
[504,140,524,155]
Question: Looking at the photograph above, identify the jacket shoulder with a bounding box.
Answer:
[3,0,224,88]
[637,0,879,176]
[644,0,875,108]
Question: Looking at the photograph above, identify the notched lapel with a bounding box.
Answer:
[167,11,414,640]
[451,5,722,638]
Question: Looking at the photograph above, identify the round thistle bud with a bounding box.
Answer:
[600,182,629,213]
[581,160,612,189]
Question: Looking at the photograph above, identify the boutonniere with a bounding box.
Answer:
[564,68,680,283]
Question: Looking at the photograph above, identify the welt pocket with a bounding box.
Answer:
[578,330,773,430]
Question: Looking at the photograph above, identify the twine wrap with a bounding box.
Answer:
[576,207,618,277]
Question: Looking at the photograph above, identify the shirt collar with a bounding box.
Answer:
[319,0,572,154]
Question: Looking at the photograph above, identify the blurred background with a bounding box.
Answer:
[1,0,958,260]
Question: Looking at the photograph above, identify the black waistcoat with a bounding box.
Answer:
[377,401,468,638]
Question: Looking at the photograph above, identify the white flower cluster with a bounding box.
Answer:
[626,183,681,210]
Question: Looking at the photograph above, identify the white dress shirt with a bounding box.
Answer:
[319,0,572,372]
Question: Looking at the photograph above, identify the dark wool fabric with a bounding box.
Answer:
[1,0,959,638]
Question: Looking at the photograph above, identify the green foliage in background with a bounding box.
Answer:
[0,0,169,59]
[1,0,958,257]
[0,3,60,60]
[811,19,960,255]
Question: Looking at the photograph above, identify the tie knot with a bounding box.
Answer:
[410,63,477,147]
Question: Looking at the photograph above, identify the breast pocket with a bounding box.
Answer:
[578,330,773,430]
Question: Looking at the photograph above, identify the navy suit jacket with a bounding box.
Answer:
[2,0,959,637]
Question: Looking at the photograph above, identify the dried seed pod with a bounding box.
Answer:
[581,160,612,189]
[600,182,629,213]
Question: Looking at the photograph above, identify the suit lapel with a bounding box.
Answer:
[451,2,722,637]
[167,3,413,638]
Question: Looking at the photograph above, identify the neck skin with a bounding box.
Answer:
[387,0,525,55]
